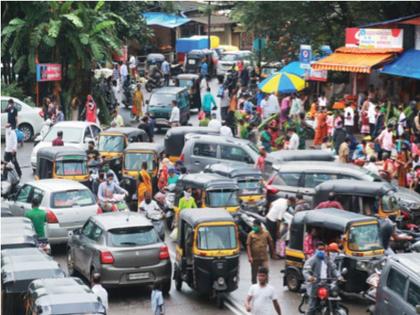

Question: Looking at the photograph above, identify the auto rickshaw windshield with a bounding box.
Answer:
[237,179,262,195]
[382,194,399,212]
[125,153,154,171]
[207,190,239,207]
[99,135,124,152]
[56,159,87,176]
[197,225,237,250]
[348,224,382,252]
[179,80,194,88]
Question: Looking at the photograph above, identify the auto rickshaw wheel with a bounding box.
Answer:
[216,292,225,309]
[286,269,301,292]
[175,268,182,291]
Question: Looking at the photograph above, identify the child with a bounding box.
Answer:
[151,283,165,315]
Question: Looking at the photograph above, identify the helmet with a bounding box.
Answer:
[327,242,339,252]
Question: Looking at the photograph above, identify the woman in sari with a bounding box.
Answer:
[132,84,143,121]
[313,108,328,145]
[395,140,411,187]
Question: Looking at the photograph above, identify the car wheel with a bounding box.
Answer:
[67,248,76,276]
[162,280,171,296]
[286,269,301,292]
[19,123,33,142]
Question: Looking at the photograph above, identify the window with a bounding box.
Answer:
[17,185,32,202]
[125,153,154,171]
[304,173,338,188]
[56,160,87,176]
[51,189,95,208]
[32,188,44,203]
[197,225,237,250]
[98,135,124,152]
[193,142,217,158]
[387,268,407,298]
[82,220,95,238]
[108,226,159,247]
[348,224,381,251]
[220,145,249,162]
[279,173,301,186]
[407,281,420,308]
[91,226,103,241]
[43,127,83,143]
[207,190,239,207]
[1,100,8,112]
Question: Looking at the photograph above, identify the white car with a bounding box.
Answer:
[6,179,99,244]
[1,96,44,141]
[31,121,102,172]
[217,50,255,78]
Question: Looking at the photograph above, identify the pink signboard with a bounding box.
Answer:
[345,28,403,49]
[36,64,62,82]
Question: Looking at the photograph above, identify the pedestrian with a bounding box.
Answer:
[167,168,179,185]
[85,95,98,124]
[112,63,120,82]
[364,156,380,176]
[395,141,411,187]
[360,100,370,135]
[246,219,274,284]
[132,84,144,121]
[338,137,351,163]
[161,57,170,87]
[268,93,280,116]
[4,123,21,177]
[129,55,137,78]
[200,57,208,80]
[315,192,344,210]
[55,105,65,122]
[344,102,354,134]
[367,99,377,138]
[138,115,154,142]
[290,94,302,120]
[219,84,229,121]
[260,125,272,153]
[332,122,347,154]
[169,100,180,127]
[202,87,217,116]
[24,197,46,238]
[280,95,290,124]
[220,120,233,137]
[376,123,394,160]
[151,282,165,315]
[140,162,153,195]
[313,108,328,146]
[286,128,299,150]
[245,267,282,315]
[265,197,288,249]
[137,174,148,207]
[318,92,328,108]
[91,273,108,312]
[254,147,266,172]
[52,131,64,146]
[111,108,124,127]
[295,193,311,212]
[243,95,254,115]
[5,98,18,129]
[207,112,221,129]
[120,61,128,84]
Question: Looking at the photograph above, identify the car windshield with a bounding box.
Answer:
[237,179,262,195]
[108,226,159,247]
[221,54,239,62]
[207,190,239,207]
[51,189,95,208]
[98,135,124,152]
[149,93,174,106]
[179,80,193,88]
[56,160,87,176]
[348,224,382,252]
[382,194,399,212]
[197,225,237,250]
[125,153,153,171]
[43,127,83,143]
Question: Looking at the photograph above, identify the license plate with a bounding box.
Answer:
[128,272,149,280]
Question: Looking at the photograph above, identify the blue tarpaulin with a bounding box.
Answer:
[143,12,190,29]
[380,49,420,80]
[281,61,305,77]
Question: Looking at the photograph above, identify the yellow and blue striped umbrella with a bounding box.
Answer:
[258,71,305,94]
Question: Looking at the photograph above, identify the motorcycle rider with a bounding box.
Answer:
[149,65,162,86]
[302,242,343,315]
[139,191,165,240]
[97,171,128,209]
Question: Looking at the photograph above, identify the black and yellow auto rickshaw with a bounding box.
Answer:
[98,127,149,172]
[35,146,89,184]
[283,208,384,296]
[175,173,240,216]
[119,142,164,208]
[175,73,201,110]
[174,208,240,308]
[164,126,220,163]
[204,163,266,213]
[1,247,65,315]
[313,179,400,219]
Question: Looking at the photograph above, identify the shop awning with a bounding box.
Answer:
[312,47,395,73]
[380,49,420,80]
[142,12,190,28]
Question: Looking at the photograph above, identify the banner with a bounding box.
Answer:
[307,64,328,82]
[345,28,403,49]
[36,64,62,82]
[299,45,312,69]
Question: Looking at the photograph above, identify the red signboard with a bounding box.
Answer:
[112,45,128,62]
[36,64,62,82]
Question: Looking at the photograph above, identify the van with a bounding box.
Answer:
[181,134,259,173]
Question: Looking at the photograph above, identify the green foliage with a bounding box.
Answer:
[1,82,26,100]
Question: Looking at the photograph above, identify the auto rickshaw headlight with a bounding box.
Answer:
[233,276,238,283]
[356,260,369,271]
[217,277,225,285]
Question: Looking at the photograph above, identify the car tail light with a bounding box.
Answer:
[179,153,184,162]
[159,245,170,260]
[317,287,329,300]
[100,251,114,264]
[96,206,103,214]
[46,210,58,223]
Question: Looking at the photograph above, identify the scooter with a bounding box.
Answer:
[98,194,129,213]
[122,78,137,109]
[145,75,163,92]
[146,210,166,241]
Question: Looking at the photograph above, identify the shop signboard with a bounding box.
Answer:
[299,45,312,69]
[307,63,327,82]
[36,64,62,82]
[345,27,403,49]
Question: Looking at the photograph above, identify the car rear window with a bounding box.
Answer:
[51,189,95,208]
[108,226,159,247]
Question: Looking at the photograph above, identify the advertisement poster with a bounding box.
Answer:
[345,28,403,49]
[36,64,62,82]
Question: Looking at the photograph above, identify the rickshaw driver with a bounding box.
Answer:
[303,242,344,315]
[97,171,128,205]
[149,65,162,85]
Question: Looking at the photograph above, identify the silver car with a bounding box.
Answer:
[6,179,98,244]
[67,212,172,292]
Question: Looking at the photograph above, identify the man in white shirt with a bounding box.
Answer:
[266,93,280,117]
[208,112,222,129]
[129,55,137,77]
[4,123,21,177]
[120,61,128,84]
[161,58,171,87]
[265,198,288,244]
[91,273,108,311]
[260,94,270,119]
[169,100,180,127]
[318,92,327,108]
[364,156,380,175]
[245,267,282,315]
[368,100,377,136]
[344,103,354,134]
[220,121,233,137]
[287,128,299,150]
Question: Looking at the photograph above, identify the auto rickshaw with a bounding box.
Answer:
[120,142,164,208]
[174,208,240,308]
[145,53,165,74]
[24,278,106,315]
[313,179,401,219]
[35,146,89,184]
[204,163,266,213]
[174,73,201,110]
[1,247,65,315]
[98,127,149,172]
[175,173,240,216]
[185,49,216,76]
[164,126,220,163]
[283,208,384,296]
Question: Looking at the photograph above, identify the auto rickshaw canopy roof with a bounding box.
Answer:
[102,127,146,137]
[315,179,396,197]
[205,163,263,179]
[178,173,239,190]
[29,277,106,314]
[125,142,164,153]
[180,208,235,227]
[37,146,87,161]
[146,53,165,62]
[267,149,335,163]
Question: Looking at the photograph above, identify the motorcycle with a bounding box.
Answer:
[154,184,176,230]
[145,75,163,92]
[122,78,137,109]
[391,228,420,253]
[146,210,166,241]
[99,194,129,213]
[298,278,348,315]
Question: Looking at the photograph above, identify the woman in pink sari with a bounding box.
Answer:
[85,95,97,123]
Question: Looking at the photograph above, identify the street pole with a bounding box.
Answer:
[207,1,211,49]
